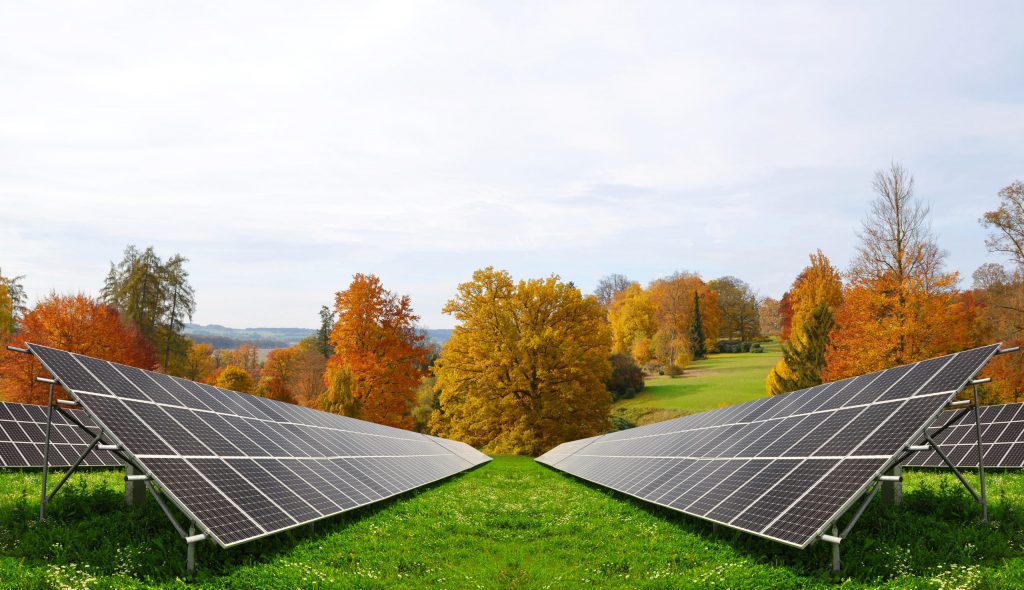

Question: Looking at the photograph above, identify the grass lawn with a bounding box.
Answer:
[2,456,1024,588]
[614,341,783,425]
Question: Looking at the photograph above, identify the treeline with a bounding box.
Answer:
[767,165,1023,405]
[595,271,773,383]
[2,164,1020,455]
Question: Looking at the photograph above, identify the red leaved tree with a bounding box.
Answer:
[0,292,155,404]
[322,274,427,428]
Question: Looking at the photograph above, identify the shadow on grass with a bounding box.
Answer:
[0,464,485,583]
[546,465,1023,583]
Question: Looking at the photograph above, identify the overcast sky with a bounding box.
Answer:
[2,2,1022,329]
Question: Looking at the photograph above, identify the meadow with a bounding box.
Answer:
[614,340,782,425]
[1,457,1023,589]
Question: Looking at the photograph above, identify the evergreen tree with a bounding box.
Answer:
[101,245,196,371]
[316,305,335,358]
[0,267,26,335]
[767,304,835,394]
[689,291,706,360]
[160,254,196,369]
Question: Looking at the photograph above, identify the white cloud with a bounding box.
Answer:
[1,1,1022,328]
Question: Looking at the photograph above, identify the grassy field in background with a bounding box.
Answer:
[614,340,782,425]
[2,457,1024,588]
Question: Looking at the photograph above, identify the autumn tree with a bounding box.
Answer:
[981,180,1024,266]
[319,365,359,416]
[178,341,215,382]
[708,276,761,342]
[216,365,254,393]
[825,163,972,379]
[647,272,718,369]
[0,268,26,336]
[759,297,782,337]
[594,274,631,310]
[261,347,299,403]
[969,264,1024,403]
[430,268,612,455]
[324,274,428,428]
[213,344,260,385]
[0,292,155,404]
[607,283,656,365]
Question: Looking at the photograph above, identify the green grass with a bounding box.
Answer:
[2,458,1024,588]
[615,341,783,425]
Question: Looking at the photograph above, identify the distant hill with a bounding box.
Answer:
[185,324,453,349]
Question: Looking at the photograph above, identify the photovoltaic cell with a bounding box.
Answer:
[538,344,1001,548]
[0,401,121,468]
[904,401,1024,468]
[25,343,489,548]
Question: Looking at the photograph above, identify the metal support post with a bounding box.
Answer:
[124,464,147,507]
[881,466,902,507]
[972,381,988,523]
[830,526,840,573]
[40,379,55,522]
[187,523,196,577]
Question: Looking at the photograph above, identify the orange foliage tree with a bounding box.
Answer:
[647,272,720,364]
[825,163,975,379]
[260,338,326,405]
[323,274,427,428]
[0,292,155,404]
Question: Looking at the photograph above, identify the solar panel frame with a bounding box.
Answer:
[0,402,122,468]
[26,344,489,548]
[903,401,1024,468]
[538,344,1002,548]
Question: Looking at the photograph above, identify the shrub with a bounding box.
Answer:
[610,415,635,431]
[607,353,645,401]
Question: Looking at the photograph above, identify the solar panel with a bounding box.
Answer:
[537,344,1001,548]
[903,402,1024,468]
[0,401,122,468]
[26,344,490,547]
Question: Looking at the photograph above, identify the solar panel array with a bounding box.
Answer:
[28,344,489,547]
[0,401,121,468]
[538,344,1000,548]
[903,402,1024,468]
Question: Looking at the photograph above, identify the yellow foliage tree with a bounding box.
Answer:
[608,283,656,365]
[430,267,612,455]
[215,365,254,393]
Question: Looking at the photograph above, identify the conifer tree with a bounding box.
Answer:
[689,290,706,360]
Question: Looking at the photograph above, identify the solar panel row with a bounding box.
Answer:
[28,344,490,547]
[538,344,1000,548]
[0,401,121,468]
[903,402,1024,468]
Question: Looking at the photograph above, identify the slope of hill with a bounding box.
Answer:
[1,457,1020,588]
[614,340,783,426]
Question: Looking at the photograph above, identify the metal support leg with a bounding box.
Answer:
[187,523,196,577]
[924,432,982,503]
[973,383,988,523]
[46,434,101,503]
[125,464,146,507]
[881,466,902,507]
[40,381,55,522]
[831,525,840,573]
